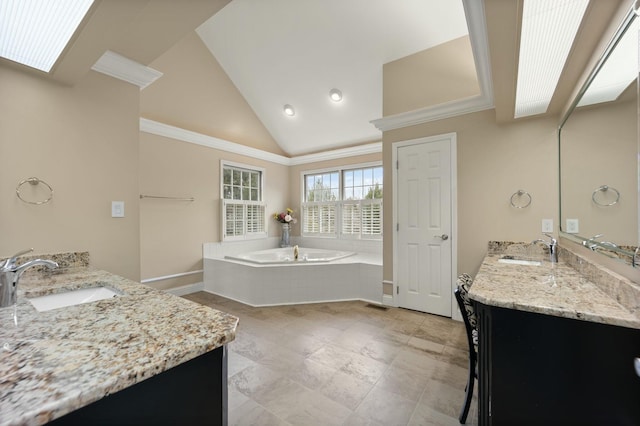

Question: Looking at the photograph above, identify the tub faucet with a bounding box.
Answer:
[0,248,58,308]
[293,245,299,261]
[531,233,558,263]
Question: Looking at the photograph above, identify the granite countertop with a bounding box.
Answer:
[469,253,640,330]
[0,266,238,426]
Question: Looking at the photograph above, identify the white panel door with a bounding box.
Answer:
[397,137,452,316]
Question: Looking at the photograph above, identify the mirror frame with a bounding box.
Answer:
[558,3,639,267]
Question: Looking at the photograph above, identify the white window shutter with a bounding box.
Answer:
[320,204,336,233]
[222,200,266,241]
[361,201,382,236]
[246,204,265,234]
[342,203,361,235]
[303,205,318,233]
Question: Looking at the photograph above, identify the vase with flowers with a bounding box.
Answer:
[274,208,297,247]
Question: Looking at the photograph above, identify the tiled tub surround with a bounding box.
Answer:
[470,242,640,425]
[0,255,238,426]
[204,242,382,307]
[203,237,382,259]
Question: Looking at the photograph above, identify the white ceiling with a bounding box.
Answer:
[196,0,470,156]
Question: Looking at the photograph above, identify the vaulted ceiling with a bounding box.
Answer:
[195,0,473,155]
[1,0,629,157]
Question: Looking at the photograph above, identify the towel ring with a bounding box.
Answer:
[592,185,619,206]
[510,190,531,208]
[16,177,54,205]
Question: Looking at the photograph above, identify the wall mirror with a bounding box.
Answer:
[559,4,638,266]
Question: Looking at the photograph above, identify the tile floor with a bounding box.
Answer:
[183,292,478,426]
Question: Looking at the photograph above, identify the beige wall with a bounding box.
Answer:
[0,66,140,280]
[137,26,587,294]
[138,31,295,289]
[383,110,559,286]
[139,121,380,290]
[383,36,480,116]
[0,23,596,298]
[141,32,286,156]
[139,132,289,289]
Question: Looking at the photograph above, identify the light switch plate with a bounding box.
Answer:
[111,201,125,218]
[541,219,553,233]
[566,218,579,233]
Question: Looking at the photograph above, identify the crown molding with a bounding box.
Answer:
[288,142,382,166]
[370,95,493,131]
[370,0,494,132]
[464,0,494,107]
[139,118,382,166]
[92,50,163,90]
[140,118,291,165]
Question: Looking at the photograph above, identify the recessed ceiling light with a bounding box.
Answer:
[283,104,295,116]
[329,88,343,102]
[0,0,95,72]
[514,0,589,119]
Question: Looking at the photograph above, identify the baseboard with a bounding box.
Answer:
[382,294,394,306]
[165,281,204,296]
[201,289,385,309]
[382,279,395,307]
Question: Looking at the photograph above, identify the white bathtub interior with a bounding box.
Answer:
[225,247,355,264]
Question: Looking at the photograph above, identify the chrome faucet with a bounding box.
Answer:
[0,248,58,308]
[531,233,558,263]
[583,234,604,250]
[583,234,617,251]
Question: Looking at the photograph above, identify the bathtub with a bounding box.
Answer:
[225,247,355,264]
[204,247,381,307]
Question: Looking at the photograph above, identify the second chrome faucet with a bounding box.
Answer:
[531,233,558,263]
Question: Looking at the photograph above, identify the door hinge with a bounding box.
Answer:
[396,160,399,169]
[396,223,399,231]
[396,285,399,295]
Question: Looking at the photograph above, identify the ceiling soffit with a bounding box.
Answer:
[487,0,626,123]
[371,0,494,131]
[3,0,231,86]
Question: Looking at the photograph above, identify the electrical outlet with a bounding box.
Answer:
[566,218,579,233]
[112,201,125,218]
[541,219,553,233]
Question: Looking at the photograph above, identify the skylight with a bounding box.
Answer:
[578,17,639,107]
[0,0,94,72]
[514,0,589,119]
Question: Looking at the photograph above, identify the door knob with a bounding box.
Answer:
[436,234,449,240]
[635,357,640,377]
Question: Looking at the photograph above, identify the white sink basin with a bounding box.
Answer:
[498,258,541,266]
[28,286,121,312]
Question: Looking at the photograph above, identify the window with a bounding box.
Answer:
[221,161,266,241]
[302,164,382,239]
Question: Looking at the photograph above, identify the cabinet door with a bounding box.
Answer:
[476,304,640,426]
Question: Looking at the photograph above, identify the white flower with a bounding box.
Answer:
[284,214,292,222]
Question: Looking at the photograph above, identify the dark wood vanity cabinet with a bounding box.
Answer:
[48,346,228,426]
[475,302,640,426]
